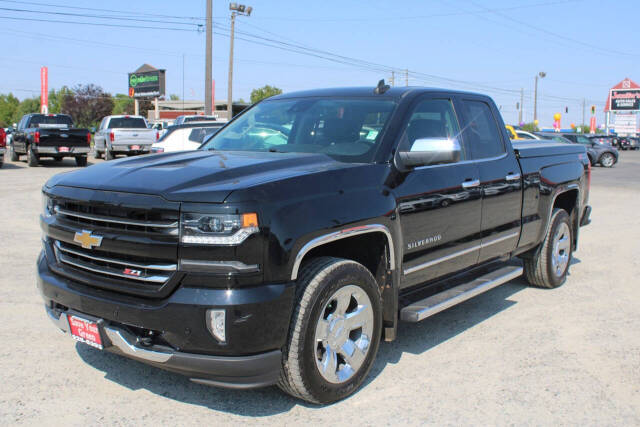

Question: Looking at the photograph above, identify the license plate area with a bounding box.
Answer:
[130,145,140,150]
[68,315,103,349]
[58,146,70,152]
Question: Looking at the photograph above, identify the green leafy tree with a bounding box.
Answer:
[48,86,73,114]
[521,122,539,132]
[112,94,134,115]
[61,84,114,128]
[0,93,20,127]
[250,85,283,104]
[15,97,41,123]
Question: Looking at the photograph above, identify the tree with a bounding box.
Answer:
[250,85,282,104]
[112,94,134,115]
[48,86,73,114]
[15,97,41,123]
[0,93,20,127]
[61,84,114,128]
[521,122,539,132]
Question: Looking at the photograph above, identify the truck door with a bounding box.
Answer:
[458,97,522,263]
[394,96,482,289]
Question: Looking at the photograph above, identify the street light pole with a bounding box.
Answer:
[227,3,252,120]
[205,0,212,115]
[533,71,546,122]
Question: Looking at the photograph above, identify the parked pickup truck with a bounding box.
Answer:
[93,115,157,160]
[38,85,591,404]
[11,113,90,167]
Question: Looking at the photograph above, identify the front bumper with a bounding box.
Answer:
[45,305,282,388]
[38,251,295,388]
[36,146,90,155]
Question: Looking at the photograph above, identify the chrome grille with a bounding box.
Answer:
[54,240,176,285]
[53,201,179,236]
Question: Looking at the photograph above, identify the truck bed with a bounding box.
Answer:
[512,141,585,158]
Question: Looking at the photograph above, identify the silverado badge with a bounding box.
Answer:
[73,230,103,250]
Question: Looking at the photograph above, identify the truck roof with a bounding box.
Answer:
[269,86,486,101]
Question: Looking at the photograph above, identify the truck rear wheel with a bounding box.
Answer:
[10,145,19,161]
[523,208,572,288]
[75,155,87,167]
[93,149,101,159]
[279,257,382,404]
[27,145,39,167]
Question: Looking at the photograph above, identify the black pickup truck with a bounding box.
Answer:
[11,113,90,167]
[38,85,591,404]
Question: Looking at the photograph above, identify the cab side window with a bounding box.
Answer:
[461,100,506,159]
[400,98,465,160]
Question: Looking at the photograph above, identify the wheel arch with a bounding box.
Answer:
[290,224,399,341]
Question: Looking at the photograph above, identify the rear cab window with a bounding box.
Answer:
[28,114,73,128]
[108,117,148,129]
[459,99,506,159]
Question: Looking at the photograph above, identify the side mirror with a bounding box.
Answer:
[395,138,461,171]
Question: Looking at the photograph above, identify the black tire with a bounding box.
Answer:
[27,145,39,167]
[53,156,63,162]
[523,209,572,289]
[75,155,87,167]
[10,145,18,161]
[105,148,115,161]
[94,149,101,159]
[279,257,382,404]
[599,152,615,168]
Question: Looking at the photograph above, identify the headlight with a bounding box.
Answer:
[180,212,258,245]
[42,193,54,218]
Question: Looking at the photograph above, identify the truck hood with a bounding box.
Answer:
[45,150,351,203]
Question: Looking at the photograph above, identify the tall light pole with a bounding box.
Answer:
[533,71,546,122]
[228,3,252,120]
[205,0,213,115]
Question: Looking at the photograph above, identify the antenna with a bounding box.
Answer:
[374,79,390,95]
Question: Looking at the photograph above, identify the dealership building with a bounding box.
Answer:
[605,78,640,136]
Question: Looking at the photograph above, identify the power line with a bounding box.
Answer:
[0,15,201,32]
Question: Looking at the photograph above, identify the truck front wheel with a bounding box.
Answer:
[279,257,382,404]
[523,208,573,288]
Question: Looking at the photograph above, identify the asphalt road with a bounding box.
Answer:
[1,151,639,425]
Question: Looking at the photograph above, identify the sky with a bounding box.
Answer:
[0,0,639,128]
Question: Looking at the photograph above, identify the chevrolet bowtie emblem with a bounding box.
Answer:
[73,230,103,249]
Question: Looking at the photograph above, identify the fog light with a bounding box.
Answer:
[206,309,226,343]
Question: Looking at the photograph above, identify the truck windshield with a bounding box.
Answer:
[29,115,73,128]
[201,98,397,163]
[109,118,147,128]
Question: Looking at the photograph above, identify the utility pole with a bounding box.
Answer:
[533,71,546,122]
[405,69,409,86]
[390,71,395,87]
[227,4,252,120]
[582,98,585,126]
[204,0,212,115]
[519,88,524,124]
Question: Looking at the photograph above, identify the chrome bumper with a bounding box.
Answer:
[46,305,171,362]
[111,145,152,152]
[36,147,90,154]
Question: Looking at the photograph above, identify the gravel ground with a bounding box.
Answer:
[1,151,639,425]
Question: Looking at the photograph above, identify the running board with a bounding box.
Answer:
[400,265,523,322]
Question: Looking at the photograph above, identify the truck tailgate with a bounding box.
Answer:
[38,128,88,148]
[113,129,156,145]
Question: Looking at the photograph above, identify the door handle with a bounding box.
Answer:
[505,173,521,181]
[461,179,480,189]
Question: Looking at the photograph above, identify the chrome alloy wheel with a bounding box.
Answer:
[551,222,571,277]
[314,284,374,384]
[601,153,614,167]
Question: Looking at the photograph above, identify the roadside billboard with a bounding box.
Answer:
[609,88,640,112]
[128,69,166,98]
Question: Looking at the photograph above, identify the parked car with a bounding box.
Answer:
[538,132,618,167]
[39,85,591,404]
[588,135,616,146]
[93,115,158,160]
[11,113,90,167]
[173,115,220,126]
[514,130,538,139]
[623,136,640,150]
[505,125,519,139]
[0,127,6,168]
[4,127,14,146]
[151,122,225,153]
